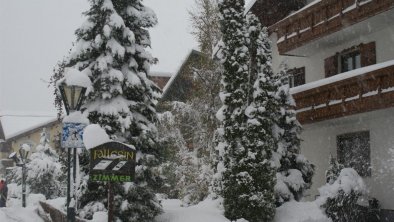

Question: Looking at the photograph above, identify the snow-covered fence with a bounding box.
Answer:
[39,201,86,222]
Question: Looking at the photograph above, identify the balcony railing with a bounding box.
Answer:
[270,0,394,55]
[291,61,394,124]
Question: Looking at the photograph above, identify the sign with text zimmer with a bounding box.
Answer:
[89,141,136,182]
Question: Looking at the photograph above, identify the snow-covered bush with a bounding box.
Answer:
[7,129,64,200]
[319,168,366,222]
[272,65,315,206]
[325,154,344,185]
[27,143,64,199]
[157,102,213,206]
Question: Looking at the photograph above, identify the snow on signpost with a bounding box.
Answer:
[83,124,136,183]
[89,141,136,183]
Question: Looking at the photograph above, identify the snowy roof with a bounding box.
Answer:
[0,111,58,140]
[244,0,257,15]
[290,59,394,95]
[161,49,203,98]
[149,72,172,77]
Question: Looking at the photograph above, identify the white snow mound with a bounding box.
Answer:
[83,124,111,149]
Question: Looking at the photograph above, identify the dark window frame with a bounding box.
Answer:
[337,131,371,177]
[340,49,361,73]
[288,67,305,88]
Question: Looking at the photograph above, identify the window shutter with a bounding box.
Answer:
[324,54,338,78]
[360,41,376,67]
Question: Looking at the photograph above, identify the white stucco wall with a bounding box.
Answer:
[300,107,394,210]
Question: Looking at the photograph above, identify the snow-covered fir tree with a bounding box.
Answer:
[272,65,315,206]
[54,0,162,220]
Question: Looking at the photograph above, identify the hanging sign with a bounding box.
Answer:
[89,141,136,182]
[61,123,87,149]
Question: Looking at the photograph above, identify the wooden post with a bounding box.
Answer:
[108,182,114,222]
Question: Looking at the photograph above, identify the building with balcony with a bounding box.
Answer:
[249,0,394,219]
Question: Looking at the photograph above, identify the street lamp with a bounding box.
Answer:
[59,82,87,222]
[9,144,30,207]
[59,84,87,116]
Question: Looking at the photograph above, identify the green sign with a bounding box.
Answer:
[89,142,136,182]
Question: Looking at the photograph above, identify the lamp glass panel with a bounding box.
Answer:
[19,149,26,160]
[73,86,83,110]
[63,86,74,110]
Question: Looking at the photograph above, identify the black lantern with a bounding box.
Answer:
[59,83,87,115]
[9,144,30,207]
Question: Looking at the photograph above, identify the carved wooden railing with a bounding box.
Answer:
[292,63,394,124]
[270,0,394,54]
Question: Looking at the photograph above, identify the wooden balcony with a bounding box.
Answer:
[270,0,394,55]
[292,62,394,124]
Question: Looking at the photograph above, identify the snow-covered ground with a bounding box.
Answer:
[0,207,44,222]
[0,196,330,222]
[155,198,331,222]
[155,198,232,222]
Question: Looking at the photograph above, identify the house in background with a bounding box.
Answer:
[0,113,61,176]
[247,0,394,220]
[149,72,172,90]
[161,49,207,103]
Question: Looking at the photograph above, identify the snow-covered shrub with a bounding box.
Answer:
[7,129,64,200]
[27,136,64,199]
[271,64,314,206]
[325,154,344,185]
[157,102,213,206]
[319,168,366,222]
[79,201,106,219]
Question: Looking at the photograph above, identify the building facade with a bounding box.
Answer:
[0,117,61,176]
[250,0,394,219]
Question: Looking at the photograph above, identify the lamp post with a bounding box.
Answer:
[9,144,30,207]
[59,82,87,222]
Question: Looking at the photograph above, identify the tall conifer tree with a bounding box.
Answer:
[272,65,315,206]
[216,0,274,221]
[240,13,277,221]
[55,0,162,221]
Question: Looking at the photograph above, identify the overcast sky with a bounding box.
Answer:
[0,0,198,115]
[0,0,253,115]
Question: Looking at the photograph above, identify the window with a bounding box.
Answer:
[341,50,361,72]
[337,131,371,177]
[324,42,376,77]
[288,67,305,88]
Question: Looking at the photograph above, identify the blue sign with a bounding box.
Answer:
[62,123,86,149]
